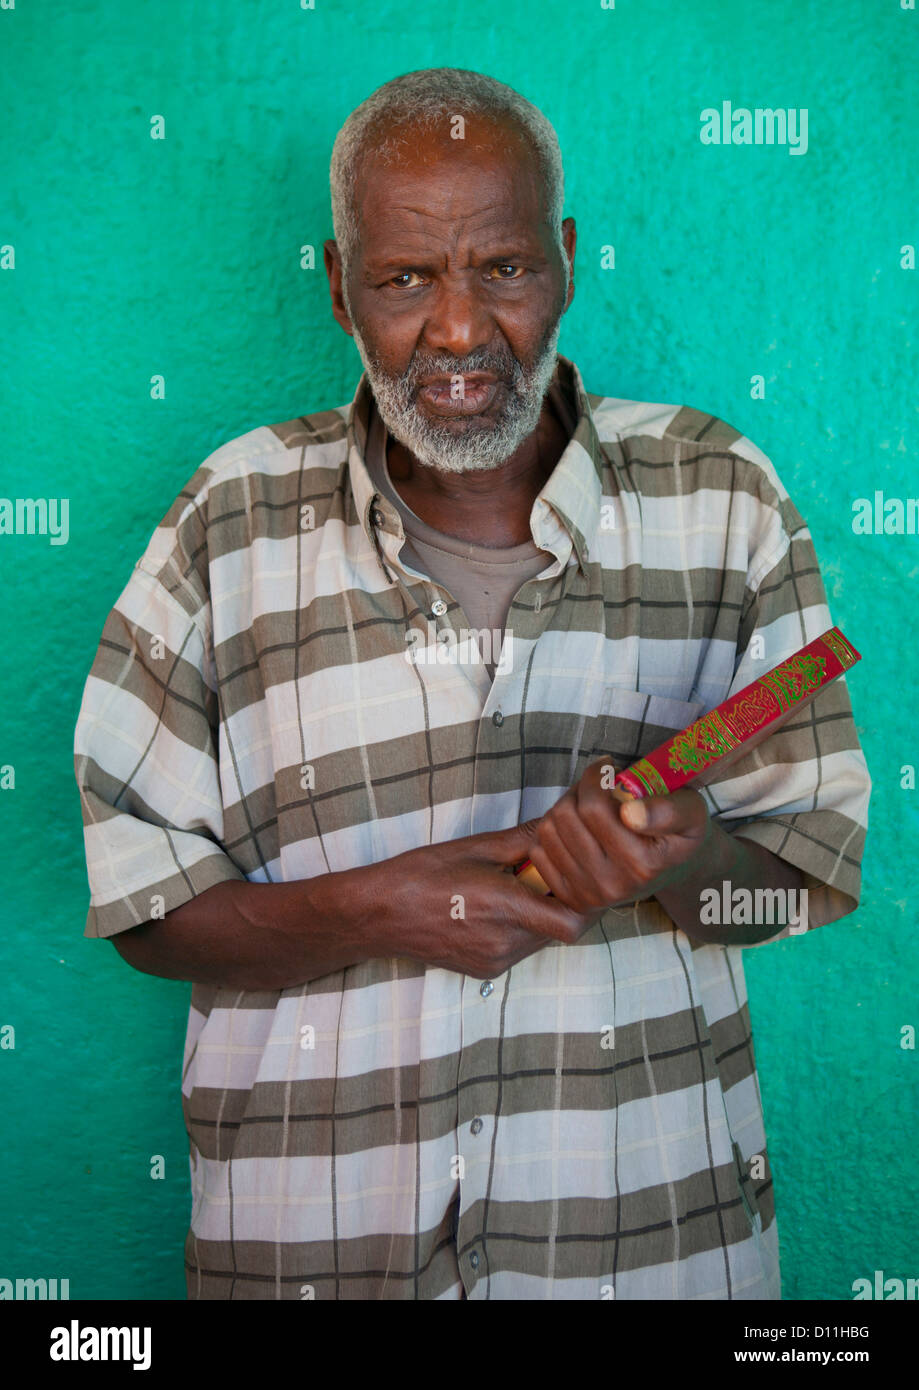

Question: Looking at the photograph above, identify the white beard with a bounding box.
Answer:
[349,320,563,475]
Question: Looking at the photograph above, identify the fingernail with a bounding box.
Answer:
[623,801,648,828]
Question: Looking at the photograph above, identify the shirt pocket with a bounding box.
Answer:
[594,686,708,770]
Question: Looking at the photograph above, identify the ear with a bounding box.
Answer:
[323,240,355,337]
[561,217,576,313]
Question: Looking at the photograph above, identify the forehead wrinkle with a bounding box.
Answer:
[363,216,545,270]
[358,186,545,263]
[367,168,537,210]
[374,202,515,238]
[357,138,542,217]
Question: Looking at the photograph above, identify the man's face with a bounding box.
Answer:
[326,117,575,473]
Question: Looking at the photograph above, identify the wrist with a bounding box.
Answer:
[652,816,733,899]
[299,861,383,967]
[653,820,739,940]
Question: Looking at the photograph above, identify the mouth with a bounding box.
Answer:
[416,374,502,417]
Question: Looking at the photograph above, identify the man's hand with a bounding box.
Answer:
[119,761,801,996]
[519,758,713,913]
[375,823,608,979]
[520,756,806,946]
[119,821,610,993]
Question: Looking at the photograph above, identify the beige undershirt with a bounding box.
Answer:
[364,383,576,680]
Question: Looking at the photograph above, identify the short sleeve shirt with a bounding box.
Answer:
[73,354,871,1300]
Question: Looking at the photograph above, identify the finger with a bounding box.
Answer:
[574,782,647,859]
[518,841,574,906]
[506,888,596,945]
[470,820,541,865]
[566,790,678,892]
[617,790,701,837]
[531,811,620,909]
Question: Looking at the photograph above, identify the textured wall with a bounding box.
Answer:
[1,0,916,1301]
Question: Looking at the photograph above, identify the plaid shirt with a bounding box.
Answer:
[74,355,870,1300]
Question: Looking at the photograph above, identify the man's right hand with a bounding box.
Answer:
[364,822,607,979]
[111,822,610,993]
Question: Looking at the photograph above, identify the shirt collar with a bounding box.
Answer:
[346,353,605,574]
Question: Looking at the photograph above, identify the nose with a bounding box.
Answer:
[421,278,495,360]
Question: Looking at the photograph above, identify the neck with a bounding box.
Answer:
[385,399,570,546]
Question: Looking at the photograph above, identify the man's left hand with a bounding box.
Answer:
[520,758,713,913]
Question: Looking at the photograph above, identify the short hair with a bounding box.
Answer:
[329,67,565,277]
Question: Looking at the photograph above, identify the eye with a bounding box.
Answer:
[386,271,426,288]
[490,264,526,280]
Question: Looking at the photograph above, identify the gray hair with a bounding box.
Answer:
[329,68,565,279]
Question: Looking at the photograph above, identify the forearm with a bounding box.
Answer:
[654,825,805,946]
[109,868,382,991]
[107,821,597,989]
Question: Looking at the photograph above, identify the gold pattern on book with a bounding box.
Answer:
[760,652,827,712]
[667,709,741,777]
[821,629,856,669]
[721,683,779,739]
[627,759,669,796]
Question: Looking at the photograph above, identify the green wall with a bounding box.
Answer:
[1,0,916,1301]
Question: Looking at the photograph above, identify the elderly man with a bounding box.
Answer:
[74,67,870,1300]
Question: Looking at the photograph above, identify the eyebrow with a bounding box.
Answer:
[362,246,550,274]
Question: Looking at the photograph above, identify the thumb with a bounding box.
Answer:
[617,793,677,836]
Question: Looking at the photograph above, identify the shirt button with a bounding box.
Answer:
[492,710,504,726]
[480,981,494,998]
[470,1117,483,1136]
[431,599,447,615]
[470,1252,480,1269]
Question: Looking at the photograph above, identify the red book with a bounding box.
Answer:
[513,626,861,894]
